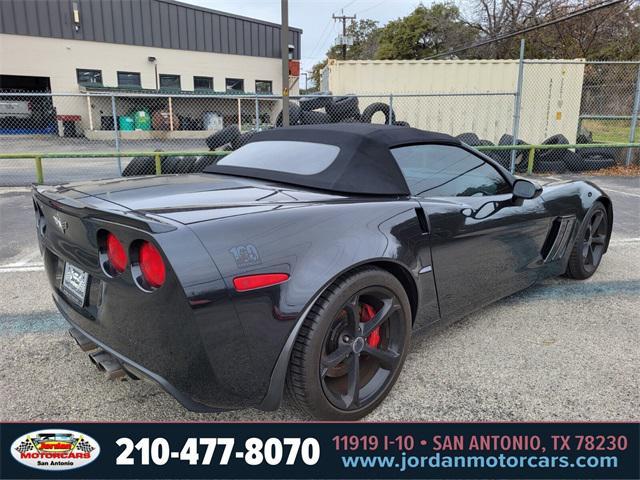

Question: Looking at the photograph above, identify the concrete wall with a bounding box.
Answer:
[325,59,585,144]
[0,33,295,132]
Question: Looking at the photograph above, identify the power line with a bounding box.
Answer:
[342,0,359,10]
[356,0,387,15]
[426,0,627,59]
[308,18,334,59]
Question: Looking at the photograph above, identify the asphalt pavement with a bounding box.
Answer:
[0,175,638,421]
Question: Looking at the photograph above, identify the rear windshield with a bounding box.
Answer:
[215,141,340,175]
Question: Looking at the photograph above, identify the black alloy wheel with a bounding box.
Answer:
[566,202,608,279]
[320,287,405,411]
[287,267,411,420]
[580,208,607,274]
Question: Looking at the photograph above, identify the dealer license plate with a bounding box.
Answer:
[62,262,89,307]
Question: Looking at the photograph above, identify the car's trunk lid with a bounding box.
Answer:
[62,173,350,224]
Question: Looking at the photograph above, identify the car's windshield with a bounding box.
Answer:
[215,141,340,175]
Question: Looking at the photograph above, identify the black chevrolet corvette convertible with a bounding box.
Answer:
[33,124,612,419]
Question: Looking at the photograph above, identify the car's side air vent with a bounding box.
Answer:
[541,216,576,262]
[415,207,429,233]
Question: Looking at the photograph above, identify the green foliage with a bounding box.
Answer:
[307,0,639,89]
[375,3,477,60]
[327,19,381,60]
[310,59,328,92]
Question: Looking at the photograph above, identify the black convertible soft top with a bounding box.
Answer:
[204,124,461,195]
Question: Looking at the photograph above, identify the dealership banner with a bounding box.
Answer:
[1,422,638,479]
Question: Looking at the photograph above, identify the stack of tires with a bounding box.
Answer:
[534,134,617,173]
[457,130,619,174]
[276,94,410,127]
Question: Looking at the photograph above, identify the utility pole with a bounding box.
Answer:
[280,0,290,126]
[333,11,356,60]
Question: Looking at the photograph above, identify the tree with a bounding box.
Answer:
[310,59,328,92]
[327,18,381,60]
[309,19,381,91]
[464,0,640,60]
[466,0,555,58]
[375,3,478,59]
[525,0,640,60]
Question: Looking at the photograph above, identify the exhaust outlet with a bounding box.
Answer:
[88,350,128,380]
[69,328,135,381]
[69,328,97,351]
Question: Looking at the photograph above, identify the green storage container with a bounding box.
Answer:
[133,110,151,131]
[118,115,135,131]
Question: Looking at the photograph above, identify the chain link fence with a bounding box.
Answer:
[1,60,639,186]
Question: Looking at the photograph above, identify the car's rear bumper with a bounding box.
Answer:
[53,292,228,413]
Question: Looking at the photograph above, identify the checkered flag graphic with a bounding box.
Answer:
[75,439,94,453]
[15,440,34,453]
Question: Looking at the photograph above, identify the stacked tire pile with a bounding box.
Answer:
[457,132,618,173]
[277,95,407,127]
[123,95,412,176]
[122,151,206,176]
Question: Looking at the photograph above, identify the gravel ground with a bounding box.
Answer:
[0,175,638,421]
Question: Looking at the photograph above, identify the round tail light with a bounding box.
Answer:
[139,241,166,288]
[106,233,127,273]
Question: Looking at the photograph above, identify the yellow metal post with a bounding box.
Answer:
[155,153,162,175]
[34,156,44,184]
[527,147,535,175]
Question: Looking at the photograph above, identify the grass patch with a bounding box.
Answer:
[581,118,639,143]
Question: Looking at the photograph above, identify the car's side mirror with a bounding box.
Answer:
[512,179,542,200]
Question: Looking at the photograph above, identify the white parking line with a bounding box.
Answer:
[0,264,44,273]
[9,250,42,267]
[603,187,640,198]
[610,237,640,245]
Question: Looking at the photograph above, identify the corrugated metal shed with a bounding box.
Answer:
[0,0,301,59]
[325,59,585,143]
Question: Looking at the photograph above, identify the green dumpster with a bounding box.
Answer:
[133,110,151,131]
[118,115,135,131]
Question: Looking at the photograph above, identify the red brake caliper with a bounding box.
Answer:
[360,303,381,348]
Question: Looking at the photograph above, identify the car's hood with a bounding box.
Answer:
[62,174,351,224]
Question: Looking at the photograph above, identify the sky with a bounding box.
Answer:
[185,0,425,72]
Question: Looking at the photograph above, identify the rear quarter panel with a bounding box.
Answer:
[187,199,434,398]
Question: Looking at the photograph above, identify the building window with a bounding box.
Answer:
[76,69,102,86]
[194,76,213,90]
[225,78,244,93]
[117,71,141,88]
[255,80,272,94]
[159,74,181,90]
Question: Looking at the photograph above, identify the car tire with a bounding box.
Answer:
[231,131,255,150]
[536,134,570,164]
[287,266,411,420]
[456,132,481,146]
[161,155,185,174]
[276,103,302,126]
[565,202,608,279]
[325,96,360,122]
[583,158,617,171]
[300,95,334,111]
[578,147,618,159]
[122,156,155,176]
[361,102,395,124]
[300,110,330,125]
[191,155,218,172]
[206,126,241,150]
